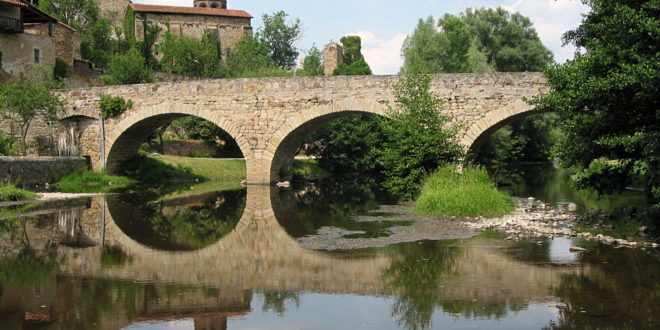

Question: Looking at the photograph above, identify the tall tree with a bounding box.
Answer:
[258,11,302,70]
[224,35,272,77]
[379,72,464,199]
[532,0,660,206]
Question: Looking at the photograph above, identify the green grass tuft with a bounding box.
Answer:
[57,171,132,193]
[147,154,246,181]
[0,184,38,202]
[292,159,327,180]
[414,166,516,218]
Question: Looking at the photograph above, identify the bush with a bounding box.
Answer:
[0,184,37,202]
[414,166,516,217]
[102,48,153,86]
[0,132,16,156]
[100,95,133,119]
[53,58,68,80]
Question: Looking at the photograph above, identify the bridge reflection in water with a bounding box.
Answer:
[0,186,591,329]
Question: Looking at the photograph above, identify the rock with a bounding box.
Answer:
[569,247,588,253]
[276,181,291,188]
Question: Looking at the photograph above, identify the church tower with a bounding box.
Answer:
[194,0,228,9]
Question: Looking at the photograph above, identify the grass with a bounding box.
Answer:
[292,159,327,180]
[57,171,133,193]
[0,184,38,202]
[414,166,516,218]
[148,154,246,181]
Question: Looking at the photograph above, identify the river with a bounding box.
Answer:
[0,165,658,329]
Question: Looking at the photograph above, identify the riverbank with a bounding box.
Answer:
[297,196,658,250]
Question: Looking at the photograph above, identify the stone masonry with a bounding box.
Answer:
[55,73,549,183]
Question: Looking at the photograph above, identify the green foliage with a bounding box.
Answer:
[379,73,464,199]
[0,184,37,202]
[461,7,554,72]
[306,114,386,175]
[0,77,63,146]
[159,30,223,78]
[99,94,133,119]
[169,117,243,157]
[473,114,559,166]
[224,35,272,77]
[56,171,132,193]
[402,7,552,74]
[40,0,114,68]
[531,0,660,206]
[301,45,324,76]
[0,131,17,156]
[123,6,137,45]
[292,159,327,180]
[257,11,302,69]
[103,48,153,85]
[333,36,372,75]
[53,58,68,80]
[414,166,516,217]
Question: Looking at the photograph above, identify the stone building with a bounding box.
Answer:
[102,0,253,56]
[323,42,343,76]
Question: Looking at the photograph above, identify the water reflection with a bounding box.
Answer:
[0,178,658,329]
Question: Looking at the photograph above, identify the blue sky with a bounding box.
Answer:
[133,0,590,74]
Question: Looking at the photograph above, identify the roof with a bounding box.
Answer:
[129,3,253,19]
[0,0,28,7]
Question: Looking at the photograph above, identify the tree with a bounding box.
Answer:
[461,7,553,72]
[401,16,488,74]
[333,36,372,75]
[379,72,464,199]
[532,0,660,206]
[0,77,63,151]
[258,11,302,70]
[170,117,243,158]
[224,35,272,77]
[39,0,114,68]
[159,30,223,78]
[301,45,323,76]
[102,48,152,85]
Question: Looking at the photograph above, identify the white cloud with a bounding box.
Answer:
[502,0,590,63]
[346,31,408,75]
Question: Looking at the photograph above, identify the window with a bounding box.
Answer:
[199,3,207,7]
[34,49,40,64]
[211,3,218,8]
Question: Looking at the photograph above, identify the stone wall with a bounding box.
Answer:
[136,12,251,57]
[323,42,343,75]
[24,23,82,66]
[99,0,129,28]
[0,32,55,76]
[0,156,87,185]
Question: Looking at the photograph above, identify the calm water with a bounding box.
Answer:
[1,168,658,330]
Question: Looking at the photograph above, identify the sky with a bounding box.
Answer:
[133,0,590,74]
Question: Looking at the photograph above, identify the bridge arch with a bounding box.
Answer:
[104,104,247,173]
[266,99,388,182]
[460,99,548,153]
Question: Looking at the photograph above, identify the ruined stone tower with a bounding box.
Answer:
[323,42,343,76]
[194,0,228,9]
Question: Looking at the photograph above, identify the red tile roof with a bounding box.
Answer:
[0,0,28,7]
[129,3,252,19]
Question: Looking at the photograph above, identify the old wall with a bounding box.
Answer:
[24,23,81,65]
[99,0,129,28]
[0,32,55,75]
[0,156,87,185]
[137,12,251,55]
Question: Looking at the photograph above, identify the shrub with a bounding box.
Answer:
[414,166,516,217]
[100,95,133,119]
[53,58,68,80]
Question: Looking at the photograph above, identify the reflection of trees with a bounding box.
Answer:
[261,291,300,316]
[545,244,660,329]
[383,240,461,330]
[109,189,246,251]
[274,176,403,238]
[0,247,57,287]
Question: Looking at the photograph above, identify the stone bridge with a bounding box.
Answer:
[56,73,549,183]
